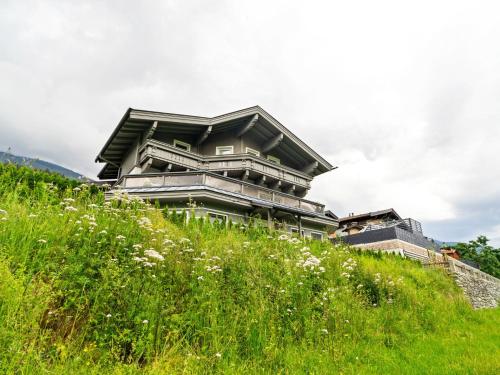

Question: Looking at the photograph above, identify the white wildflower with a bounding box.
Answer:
[137,217,152,227]
[38,239,47,244]
[106,314,112,318]
[65,206,77,212]
[142,320,149,324]
[278,234,289,241]
[197,276,204,281]
[0,209,7,215]
[116,235,126,240]
[215,352,222,358]
[28,213,37,218]
[321,329,329,334]
[144,249,164,261]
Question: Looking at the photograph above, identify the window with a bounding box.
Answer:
[311,232,323,240]
[290,227,305,237]
[267,155,280,164]
[245,147,260,157]
[208,212,228,224]
[173,139,191,152]
[216,146,234,155]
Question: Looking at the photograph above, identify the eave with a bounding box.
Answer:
[95,106,335,177]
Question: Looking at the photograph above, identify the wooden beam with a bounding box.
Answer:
[302,161,318,175]
[236,114,259,137]
[145,121,158,140]
[267,209,273,231]
[141,158,153,172]
[262,133,283,153]
[256,175,266,186]
[196,125,212,145]
[270,180,281,190]
[241,170,250,181]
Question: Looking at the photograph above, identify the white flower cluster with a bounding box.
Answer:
[296,246,326,274]
[205,265,222,273]
[110,191,145,205]
[144,249,165,261]
[277,234,302,245]
[0,208,7,221]
[342,258,357,271]
[137,216,152,230]
[341,257,357,279]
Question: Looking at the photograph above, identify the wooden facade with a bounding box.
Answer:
[96,106,338,238]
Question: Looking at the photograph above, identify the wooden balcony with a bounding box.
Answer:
[116,171,325,215]
[138,140,312,193]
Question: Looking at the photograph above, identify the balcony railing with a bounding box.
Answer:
[116,171,325,214]
[138,139,311,190]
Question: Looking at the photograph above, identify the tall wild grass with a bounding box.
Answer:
[0,164,498,374]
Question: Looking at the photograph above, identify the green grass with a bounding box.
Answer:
[0,163,499,374]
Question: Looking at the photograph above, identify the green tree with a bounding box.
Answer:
[453,236,500,278]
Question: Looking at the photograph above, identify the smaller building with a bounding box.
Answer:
[335,208,402,236]
[440,247,460,260]
[332,208,440,262]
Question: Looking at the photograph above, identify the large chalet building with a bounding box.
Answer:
[96,106,338,238]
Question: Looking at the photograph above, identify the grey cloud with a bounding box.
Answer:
[1,0,499,245]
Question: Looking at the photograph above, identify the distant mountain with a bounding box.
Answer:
[0,151,85,180]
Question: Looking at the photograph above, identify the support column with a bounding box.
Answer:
[267,209,274,231]
[297,215,302,237]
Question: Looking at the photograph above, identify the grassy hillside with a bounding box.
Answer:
[0,164,499,374]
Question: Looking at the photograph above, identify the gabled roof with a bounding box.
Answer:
[324,210,339,220]
[339,208,402,223]
[95,106,334,179]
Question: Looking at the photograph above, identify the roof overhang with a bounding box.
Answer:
[95,106,335,178]
[339,208,402,223]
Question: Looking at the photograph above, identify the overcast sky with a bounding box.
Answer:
[1,0,499,245]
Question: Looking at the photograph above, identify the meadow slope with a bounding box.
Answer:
[0,164,498,374]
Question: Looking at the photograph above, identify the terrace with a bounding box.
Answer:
[114,170,325,216]
[137,139,312,195]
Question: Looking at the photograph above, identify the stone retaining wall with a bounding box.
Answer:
[351,239,500,309]
[446,257,500,309]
